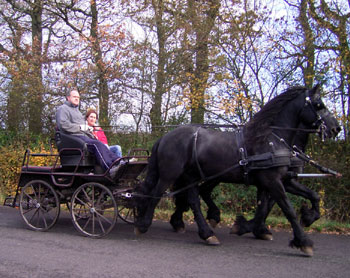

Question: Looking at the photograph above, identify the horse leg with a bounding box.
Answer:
[170,183,220,232]
[264,177,314,256]
[187,186,219,245]
[284,179,320,227]
[135,179,172,234]
[231,188,274,240]
[170,191,189,233]
[232,178,320,239]
[199,182,221,228]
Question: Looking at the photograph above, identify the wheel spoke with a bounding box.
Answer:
[22,206,36,215]
[82,215,92,230]
[39,208,49,229]
[95,191,105,207]
[74,195,90,208]
[30,184,38,200]
[94,210,112,225]
[23,191,35,202]
[96,214,106,234]
[29,207,40,225]
[39,207,54,222]
[82,188,92,205]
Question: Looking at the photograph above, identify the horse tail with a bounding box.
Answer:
[143,137,161,190]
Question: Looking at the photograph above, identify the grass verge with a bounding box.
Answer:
[153,208,350,235]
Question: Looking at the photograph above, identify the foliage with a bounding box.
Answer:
[211,183,257,215]
[0,144,23,199]
[303,137,350,222]
[0,133,55,200]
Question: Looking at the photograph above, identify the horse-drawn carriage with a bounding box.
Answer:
[2,85,343,257]
[4,131,149,238]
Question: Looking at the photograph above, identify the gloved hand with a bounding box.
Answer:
[80,124,89,131]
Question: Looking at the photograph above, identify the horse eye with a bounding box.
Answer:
[314,102,325,110]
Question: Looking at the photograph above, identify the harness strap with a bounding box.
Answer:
[272,132,341,176]
[193,128,206,180]
[235,128,250,185]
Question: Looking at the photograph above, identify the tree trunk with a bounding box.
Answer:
[90,0,110,127]
[28,0,44,134]
[150,0,166,135]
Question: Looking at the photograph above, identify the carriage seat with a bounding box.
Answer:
[55,131,95,167]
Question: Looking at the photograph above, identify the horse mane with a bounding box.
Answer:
[245,86,307,145]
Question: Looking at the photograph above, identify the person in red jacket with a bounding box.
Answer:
[86,109,122,158]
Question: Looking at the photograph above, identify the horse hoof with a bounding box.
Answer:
[209,219,218,229]
[259,234,273,241]
[134,227,142,236]
[229,224,239,234]
[301,246,313,257]
[175,227,186,234]
[206,236,220,245]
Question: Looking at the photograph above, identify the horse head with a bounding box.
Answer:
[302,85,341,140]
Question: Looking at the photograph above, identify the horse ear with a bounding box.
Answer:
[309,84,321,99]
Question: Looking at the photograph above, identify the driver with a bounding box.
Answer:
[56,89,121,177]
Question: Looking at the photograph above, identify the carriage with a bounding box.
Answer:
[3,131,149,238]
[2,85,343,257]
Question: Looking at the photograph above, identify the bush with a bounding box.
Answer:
[303,138,350,222]
[0,133,55,201]
[0,144,23,199]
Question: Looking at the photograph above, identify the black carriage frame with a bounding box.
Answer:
[4,132,149,238]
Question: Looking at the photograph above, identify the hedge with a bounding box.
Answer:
[0,132,348,222]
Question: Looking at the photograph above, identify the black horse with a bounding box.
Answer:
[170,118,339,242]
[134,85,340,256]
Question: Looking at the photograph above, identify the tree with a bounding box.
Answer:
[0,0,45,134]
[45,0,129,128]
[308,0,350,140]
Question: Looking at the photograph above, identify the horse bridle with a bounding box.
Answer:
[304,89,327,139]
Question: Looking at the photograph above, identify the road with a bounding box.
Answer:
[0,205,349,278]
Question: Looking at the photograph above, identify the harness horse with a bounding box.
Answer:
[134,85,340,256]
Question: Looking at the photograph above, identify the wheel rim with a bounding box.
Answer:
[71,183,117,238]
[19,180,60,231]
[118,205,135,224]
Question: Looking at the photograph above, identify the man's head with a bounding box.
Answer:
[67,90,80,106]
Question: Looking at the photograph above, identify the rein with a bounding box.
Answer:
[270,126,320,133]
[271,132,341,177]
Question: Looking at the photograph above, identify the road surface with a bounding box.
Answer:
[0,205,349,278]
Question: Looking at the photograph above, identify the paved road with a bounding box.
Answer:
[0,205,349,278]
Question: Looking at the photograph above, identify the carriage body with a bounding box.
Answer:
[4,132,149,238]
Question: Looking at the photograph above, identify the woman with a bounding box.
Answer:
[86,109,122,158]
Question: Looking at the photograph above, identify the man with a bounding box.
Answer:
[56,89,120,176]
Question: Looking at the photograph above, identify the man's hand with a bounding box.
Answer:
[80,124,89,131]
[80,124,94,133]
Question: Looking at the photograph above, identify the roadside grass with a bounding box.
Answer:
[153,207,350,235]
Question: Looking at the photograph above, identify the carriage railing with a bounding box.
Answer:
[20,148,90,188]
[21,149,60,169]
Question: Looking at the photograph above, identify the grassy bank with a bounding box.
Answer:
[153,208,350,235]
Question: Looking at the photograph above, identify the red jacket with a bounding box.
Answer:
[93,128,108,145]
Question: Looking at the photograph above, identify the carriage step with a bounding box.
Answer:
[3,197,18,208]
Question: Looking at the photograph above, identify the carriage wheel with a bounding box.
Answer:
[70,182,117,238]
[19,180,60,231]
[118,205,135,224]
